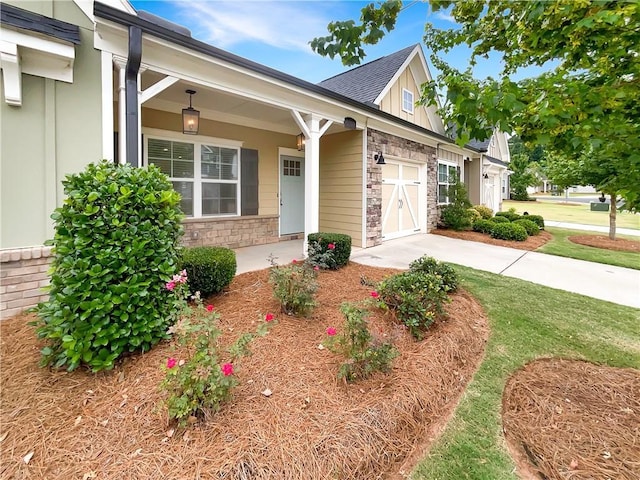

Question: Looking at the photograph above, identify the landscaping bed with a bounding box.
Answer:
[0,263,489,480]
[432,228,552,251]
[503,358,640,480]
[569,235,640,253]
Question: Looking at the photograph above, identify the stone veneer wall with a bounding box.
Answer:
[181,215,280,249]
[1,246,52,320]
[1,215,282,320]
[366,129,438,247]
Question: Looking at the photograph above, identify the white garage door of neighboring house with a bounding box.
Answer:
[381,162,422,240]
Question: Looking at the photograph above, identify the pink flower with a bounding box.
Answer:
[292,259,297,264]
[221,363,234,376]
[165,281,176,291]
[166,358,177,369]
[313,266,320,271]
[326,327,337,336]
[328,243,336,250]
[180,269,187,279]
[370,291,379,299]
[265,313,274,322]
[206,304,214,312]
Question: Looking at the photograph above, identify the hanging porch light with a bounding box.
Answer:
[182,89,200,135]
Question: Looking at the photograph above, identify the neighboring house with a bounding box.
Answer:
[0,0,505,318]
[467,131,512,212]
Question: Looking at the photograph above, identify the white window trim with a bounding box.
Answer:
[143,129,243,218]
[402,88,414,114]
[437,160,459,205]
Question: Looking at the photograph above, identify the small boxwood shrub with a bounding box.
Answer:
[35,161,184,372]
[514,219,540,236]
[308,232,351,269]
[491,222,529,241]
[376,271,449,339]
[526,214,545,229]
[495,211,522,222]
[180,246,236,298]
[472,205,493,219]
[473,219,495,235]
[489,215,510,224]
[408,255,459,292]
[467,208,482,223]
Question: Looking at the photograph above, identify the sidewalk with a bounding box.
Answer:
[545,221,640,237]
[235,235,640,309]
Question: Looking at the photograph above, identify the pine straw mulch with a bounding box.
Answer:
[432,228,553,251]
[502,358,640,480]
[0,263,489,480]
[568,235,640,253]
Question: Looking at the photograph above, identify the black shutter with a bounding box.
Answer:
[241,148,259,216]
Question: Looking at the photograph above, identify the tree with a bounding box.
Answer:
[311,0,640,238]
[508,136,547,200]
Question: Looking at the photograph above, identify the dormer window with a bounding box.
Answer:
[402,89,414,114]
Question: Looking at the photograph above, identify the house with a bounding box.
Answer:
[0,0,508,319]
[467,131,512,211]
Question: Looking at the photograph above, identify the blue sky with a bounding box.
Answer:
[129,1,548,85]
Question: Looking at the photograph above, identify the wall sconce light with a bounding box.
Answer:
[374,151,386,165]
[483,173,489,179]
[296,133,305,151]
[343,117,356,130]
[182,89,200,135]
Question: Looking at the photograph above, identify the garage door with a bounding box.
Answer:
[381,162,421,240]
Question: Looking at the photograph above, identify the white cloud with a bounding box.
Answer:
[170,1,332,53]
[434,10,456,23]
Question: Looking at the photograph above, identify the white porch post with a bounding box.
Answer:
[114,59,127,165]
[291,111,333,255]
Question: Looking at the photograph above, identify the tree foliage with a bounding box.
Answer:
[311,0,640,219]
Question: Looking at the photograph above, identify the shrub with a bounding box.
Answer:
[408,255,459,292]
[526,214,545,229]
[376,272,449,339]
[161,286,276,426]
[495,211,522,222]
[472,204,493,219]
[473,218,495,235]
[489,215,510,224]
[323,302,398,382]
[35,161,183,372]
[308,232,351,269]
[491,222,529,241]
[180,246,236,298]
[510,188,530,201]
[467,208,482,223]
[269,257,320,317]
[440,174,473,231]
[514,218,540,236]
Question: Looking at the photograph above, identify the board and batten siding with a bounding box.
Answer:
[141,108,298,217]
[319,131,363,248]
[379,68,432,130]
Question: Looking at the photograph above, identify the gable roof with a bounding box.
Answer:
[467,138,490,151]
[0,3,81,44]
[318,44,418,105]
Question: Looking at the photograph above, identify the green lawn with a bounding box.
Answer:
[503,200,640,230]
[538,227,640,270]
[411,267,640,479]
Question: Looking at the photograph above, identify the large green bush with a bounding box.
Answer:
[408,255,459,292]
[489,215,510,224]
[35,161,184,371]
[495,211,522,222]
[440,174,473,231]
[525,214,545,229]
[473,219,495,234]
[377,271,449,339]
[491,222,529,241]
[180,246,236,298]
[514,219,540,236]
[307,232,351,269]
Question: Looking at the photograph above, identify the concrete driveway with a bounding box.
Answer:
[235,234,640,309]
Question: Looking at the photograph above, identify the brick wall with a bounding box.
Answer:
[366,129,438,246]
[181,215,280,249]
[1,246,52,320]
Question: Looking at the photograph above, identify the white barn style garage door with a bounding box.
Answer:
[381,161,422,240]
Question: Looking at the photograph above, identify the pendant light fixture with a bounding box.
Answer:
[182,89,200,135]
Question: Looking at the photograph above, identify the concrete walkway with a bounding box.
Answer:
[545,221,640,237]
[234,234,640,309]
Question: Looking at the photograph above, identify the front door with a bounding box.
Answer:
[381,162,421,240]
[280,154,305,235]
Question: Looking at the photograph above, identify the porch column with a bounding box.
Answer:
[291,111,333,255]
[114,59,127,165]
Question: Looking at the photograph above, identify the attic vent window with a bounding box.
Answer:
[402,89,414,114]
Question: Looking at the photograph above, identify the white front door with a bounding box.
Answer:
[381,162,421,240]
[280,154,305,235]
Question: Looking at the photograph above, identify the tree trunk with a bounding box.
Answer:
[609,193,617,240]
